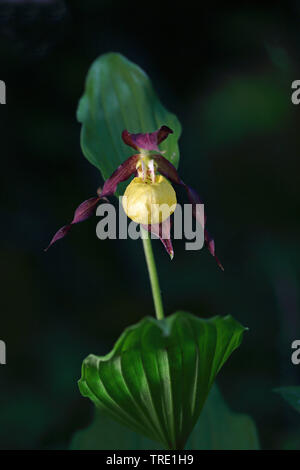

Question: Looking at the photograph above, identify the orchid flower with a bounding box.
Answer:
[45,126,223,270]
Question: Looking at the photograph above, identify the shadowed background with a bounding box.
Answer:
[1,0,300,449]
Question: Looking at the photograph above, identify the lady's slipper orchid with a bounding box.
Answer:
[45,126,223,270]
[122,175,177,225]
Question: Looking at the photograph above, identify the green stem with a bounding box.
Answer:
[141,227,165,320]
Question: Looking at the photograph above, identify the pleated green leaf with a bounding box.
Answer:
[78,311,247,450]
[77,53,181,193]
[71,385,259,450]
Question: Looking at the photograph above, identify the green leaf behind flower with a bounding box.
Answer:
[78,311,247,450]
[77,53,181,193]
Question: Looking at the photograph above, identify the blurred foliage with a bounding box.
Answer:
[1,1,300,449]
[70,384,259,450]
[186,385,259,450]
[275,387,300,414]
[200,73,291,150]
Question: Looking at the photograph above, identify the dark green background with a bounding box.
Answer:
[1,0,300,449]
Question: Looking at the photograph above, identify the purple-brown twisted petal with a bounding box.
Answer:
[45,155,140,251]
[100,154,140,197]
[204,229,224,271]
[142,217,174,259]
[152,154,224,270]
[122,126,173,152]
[44,196,101,251]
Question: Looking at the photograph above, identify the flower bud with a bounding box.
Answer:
[122,175,177,225]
